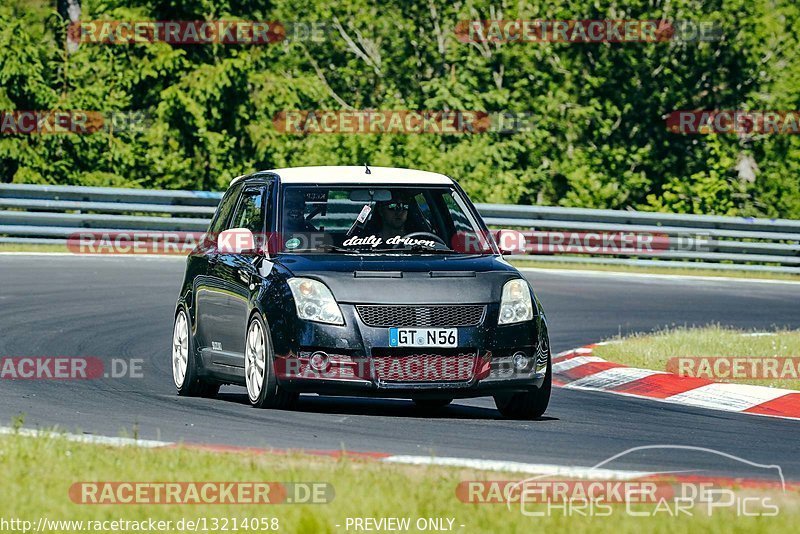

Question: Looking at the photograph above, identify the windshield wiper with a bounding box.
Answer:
[389,245,458,254]
[317,244,361,254]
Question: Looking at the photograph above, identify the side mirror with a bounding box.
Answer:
[494,229,527,255]
[217,228,258,254]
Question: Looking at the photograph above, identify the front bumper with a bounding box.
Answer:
[273,303,548,399]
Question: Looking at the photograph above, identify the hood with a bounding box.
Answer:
[274,253,521,305]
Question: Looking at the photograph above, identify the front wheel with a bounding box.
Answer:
[172,307,219,398]
[245,313,298,409]
[494,356,551,420]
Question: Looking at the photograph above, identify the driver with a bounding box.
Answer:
[375,199,409,241]
[283,191,317,234]
[358,195,438,249]
[282,190,321,251]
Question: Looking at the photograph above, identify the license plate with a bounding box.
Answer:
[389,328,457,347]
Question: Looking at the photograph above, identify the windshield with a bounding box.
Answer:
[279,185,495,254]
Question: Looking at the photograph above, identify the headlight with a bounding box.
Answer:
[287,278,344,325]
[498,279,534,325]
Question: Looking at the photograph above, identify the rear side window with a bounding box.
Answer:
[208,183,242,234]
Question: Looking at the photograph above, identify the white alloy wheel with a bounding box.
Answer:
[246,319,267,403]
[172,311,189,388]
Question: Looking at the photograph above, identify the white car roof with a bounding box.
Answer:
[233,166,453,185]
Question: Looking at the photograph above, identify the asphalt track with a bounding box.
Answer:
[1,254,800,480]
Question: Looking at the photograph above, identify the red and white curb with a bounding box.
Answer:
[553,344,800,420]
[0,426,653,479]
[3,427,796,490]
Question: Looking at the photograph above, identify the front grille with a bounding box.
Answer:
[372,353,477,382]
[357,305,486,327]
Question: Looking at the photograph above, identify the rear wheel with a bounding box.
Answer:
[412,398,453,410]
[172,308,219,398]
[245,313,298,409]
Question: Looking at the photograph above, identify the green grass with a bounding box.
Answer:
[0,431,798,533]
[511,259,800,282]
[593,326,800,390]
[0,243,72,253]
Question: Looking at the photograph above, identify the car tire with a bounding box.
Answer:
[245,313,298,410]
[172,307,220,398]
[412,398,453,410]
[493,344,552,420]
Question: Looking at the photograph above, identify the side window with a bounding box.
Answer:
[444,191,474,233]
[208,183,242,235]
[229,187,266,234]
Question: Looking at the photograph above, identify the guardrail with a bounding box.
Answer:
[0,183,797,274]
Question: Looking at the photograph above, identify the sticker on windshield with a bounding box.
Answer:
[341,235,437,249]
[387,236,436,248]
[343,235,382,248]
[356,204,372,223]
[304,191,328,203]
[285,237,302,249]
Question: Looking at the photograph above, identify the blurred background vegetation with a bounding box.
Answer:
[0,0,798,218]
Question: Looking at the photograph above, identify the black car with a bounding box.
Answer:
[172,166,551,419]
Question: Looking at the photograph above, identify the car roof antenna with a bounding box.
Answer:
[364,162,371,175]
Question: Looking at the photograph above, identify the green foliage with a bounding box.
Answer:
[646,135,740,214]
[0,0,798,218]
